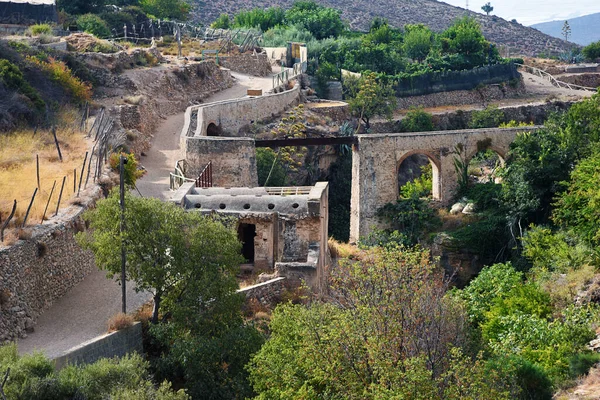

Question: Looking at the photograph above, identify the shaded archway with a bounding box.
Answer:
[238,223,256,264]
[206,122,221,137]
[397,151,441,200]
[467,148,505,185]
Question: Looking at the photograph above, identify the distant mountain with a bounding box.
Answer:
[531,12,600,46]
[190,0,577,56]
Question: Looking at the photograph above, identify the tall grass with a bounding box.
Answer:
[0,109,90,241]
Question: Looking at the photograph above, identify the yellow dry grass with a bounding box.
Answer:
[328,237,360,260]
[0,109,90,239]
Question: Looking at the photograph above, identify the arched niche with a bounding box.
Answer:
[397,150,441,200]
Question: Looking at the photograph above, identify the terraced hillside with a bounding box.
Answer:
[191,0,576,56]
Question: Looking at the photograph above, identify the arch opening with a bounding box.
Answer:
[206,122,221,137]
[397,152,440,200]
[467,149,504,185]
[238,223,256,265]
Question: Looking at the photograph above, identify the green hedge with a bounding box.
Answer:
[393,63,519,97]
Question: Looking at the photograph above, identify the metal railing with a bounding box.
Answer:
[272,62,305,90]
[515,63,597,92]
[265,187,312,196]
[195,161,213,188]
[169,159,195,190]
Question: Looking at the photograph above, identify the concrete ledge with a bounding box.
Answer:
[53,322,143,370]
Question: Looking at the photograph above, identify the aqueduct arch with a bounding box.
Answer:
[349,126,536,242]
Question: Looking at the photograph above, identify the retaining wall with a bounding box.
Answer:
[0,187,102,343]
[53,322,143,370]
[219,53,272,77]
[182,83,300,138]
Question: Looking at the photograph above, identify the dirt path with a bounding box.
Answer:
[17,269,151,359]
[135,70,276,200]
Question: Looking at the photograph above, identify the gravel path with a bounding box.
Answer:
[17,68,278,358]
[136,70,276,200]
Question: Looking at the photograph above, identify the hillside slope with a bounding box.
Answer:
[191,0,576,56]
[531,12,600,46]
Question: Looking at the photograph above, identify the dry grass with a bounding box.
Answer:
[556,366,600,399]
[0,109,90,242]
[107,312,134,333]
[328,237,360,260]
[132,301,154,323]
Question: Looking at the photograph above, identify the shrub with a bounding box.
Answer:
[108,313,134,332]
[108,152,144,188]
[569,352,600,378]
[76,14,111,38]
[0,59,45,111]
[26,56,92,102]
[401,107,434,132]
[469,105,504,128]
[29,23,52,36]
[582,41,600,61]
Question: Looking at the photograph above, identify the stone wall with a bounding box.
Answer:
[558,74,600,88]
[183,83,300,138]
[350,127,536,242]
[219,53,272,77]
[182,137,258,187]
[0,188,102,343]
[237,277,286,307]
[53,322,143,370]
[395,81,525,110]
[306,101,350,122]
[371,101,573,133]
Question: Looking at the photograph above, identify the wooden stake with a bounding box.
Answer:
[52,126,63,162]
[77,151,88,197]
[55,176,66,216]
[36,154,40,189]
[0,200,16,243]
[73,169,76,193]
[41,180,56,223]
[21,188,38,227]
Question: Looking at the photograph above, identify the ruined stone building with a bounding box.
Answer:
[171,182,329,292]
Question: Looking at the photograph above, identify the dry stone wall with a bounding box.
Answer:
[219,53,272,77]
[0,189,102,343]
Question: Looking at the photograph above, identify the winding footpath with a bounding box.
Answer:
[17,67,278,359]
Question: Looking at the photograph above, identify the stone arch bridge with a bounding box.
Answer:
[181,123,537,242]
[348,127,536,241]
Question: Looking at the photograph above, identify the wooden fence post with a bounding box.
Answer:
[0,200,17,243]
[77,151,88,197]
[55,176,66,216]
[21,188,38,227]
[52,126,63,162]
[41,180,56,223]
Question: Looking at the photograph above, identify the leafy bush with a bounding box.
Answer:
[400,163,433,199]
[108,152,144,188]
[0,59,45,111]
[582,40,600,61]
[29,23,52,36]
[376,197,438,245]
[569,352,600,378]
[256,147,286,187]
[401,107,434,132]
[469,105,504,128]
[27,56,92,102]
[76,14,111,38]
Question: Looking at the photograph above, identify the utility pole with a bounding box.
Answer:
[119,155,127,314]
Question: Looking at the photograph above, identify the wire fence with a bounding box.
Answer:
[0,106,122,243]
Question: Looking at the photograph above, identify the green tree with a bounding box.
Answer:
[76,14,111,38]
[56,0,106,15]
[140,0,190,20]
[582,41,600,61]
[403,24,433,62]
[481,2,494,16]
[401,107,435,132]
[562,20,571,42]
[211,13,231,29]
[553,147,600,244]
[285,0,344,40]
[346,71,397,130]
[76,191,242,324]
[256,148,286,186]
[233,7,285,31]
[248,245,513,399]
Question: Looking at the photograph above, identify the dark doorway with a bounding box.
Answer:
[206,123,221,136]
[238,223,256,263]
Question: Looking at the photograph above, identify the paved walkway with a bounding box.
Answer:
[17,68,278,358]
[136,71,276,200]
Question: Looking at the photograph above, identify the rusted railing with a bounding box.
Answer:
[196,161,213,188]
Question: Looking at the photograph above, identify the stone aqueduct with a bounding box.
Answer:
[179,81,536,241]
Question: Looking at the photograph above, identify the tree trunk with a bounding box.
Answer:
[151,292,161,324]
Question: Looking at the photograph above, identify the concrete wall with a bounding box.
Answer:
[53,322,143,370]
[182,137,258,187]
[263,47,287,61]
[182,83,300,138]
[350,127,537,242]
[0,189,102,343]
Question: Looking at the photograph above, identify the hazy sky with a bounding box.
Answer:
[440,0,600,25]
